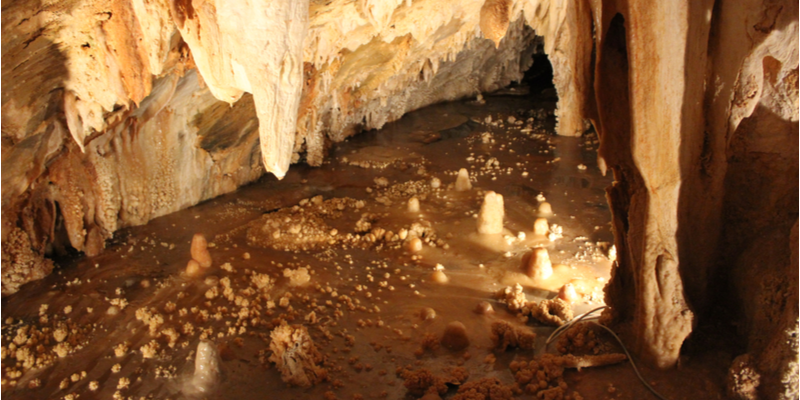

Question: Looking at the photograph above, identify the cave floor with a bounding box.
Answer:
[1,90,729,399]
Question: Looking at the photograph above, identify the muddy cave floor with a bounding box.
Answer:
[2,91,733,399]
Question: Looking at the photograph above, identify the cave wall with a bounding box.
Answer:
[1,0,798,394]
[2,0,591,296]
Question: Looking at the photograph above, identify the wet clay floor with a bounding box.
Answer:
[2,90,729,399]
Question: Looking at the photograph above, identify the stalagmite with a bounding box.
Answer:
[185,260,202,277]
[523,247,552,281]
[191,340,220,393]
[420,307,437,321]
[455,168,472,191]
[533,218,549,236]
[408,197,420,213]
[441,321,470,351]
[538,202,552,215]
[474,301,494,315]
[191,234,213,268]
[477,191,504,234]
[407,237,423,253]
[558,283,579,303]
[431,270,449,284]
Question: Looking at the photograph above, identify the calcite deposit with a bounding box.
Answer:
[269,323,327,387]
[190,233,212,268]
[476,191,504,234]
[441,321,470,351]
[523,247,553,280]
[454,168,473,191]
[191,340,220,393]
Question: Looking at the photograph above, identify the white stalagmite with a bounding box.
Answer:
[558,283,579,303]
[533,218,549,236]
[408,197,420,212]
[407,237,423,253]
[172,0,310,178]
[185,259,202,277]
[538,202,553,215]
[477,191,504,234]
[455,168,472,191]
[523,247,552,280]
[192,340,220,393]
[431,270,449,284]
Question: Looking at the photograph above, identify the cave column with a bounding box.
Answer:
[547,0,594,137]
[619,0,712,368]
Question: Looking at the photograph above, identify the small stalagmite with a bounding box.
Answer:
[431,270,449,284]
[192,340,220,393]
[407,237,423,253]
[186,259,202,276]
[191,233,213,268]
[408,197,420,213]
[477,191,504,234]
[455,168,472,191]
[523,247,552,281]
[441,321,470,351]
[431,177,441,189]
[557,283,579,303]
[533,218,549,236]
[538,202,552,215]
[474,301,494,315]
[608,245,617,262]
[420,307,436,321]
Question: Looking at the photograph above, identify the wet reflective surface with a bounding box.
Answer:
[1,89,726,400]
